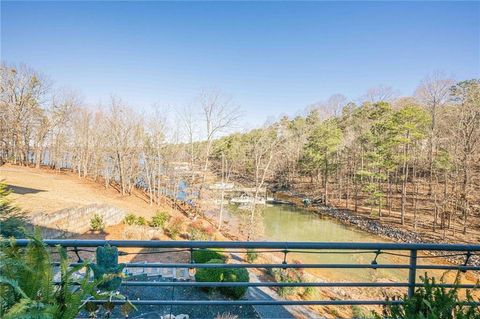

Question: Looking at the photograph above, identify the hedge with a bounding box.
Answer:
[192,249,227,264]
[195,259,250,299]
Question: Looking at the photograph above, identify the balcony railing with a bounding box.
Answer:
[12,240,480,309]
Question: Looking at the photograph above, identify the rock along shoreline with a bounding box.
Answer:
[270,192,480,266]
[298,201,479,267]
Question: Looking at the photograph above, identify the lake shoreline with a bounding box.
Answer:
[274,191,480,267]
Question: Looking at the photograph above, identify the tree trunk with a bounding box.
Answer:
[400,141,410,225]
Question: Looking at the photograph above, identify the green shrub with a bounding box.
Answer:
[135,216,146,226]
[195,259,250,299]
[271,266,304,297]
[123,214,148,227]
[193,249,227,264]
[0,181,24,238]
[352,305,374,319]
[149,211,170,228]
[124,213,137,225]
[90,214,105,231]
[221,267,250,299]
[376,273,480,319]
[167,227,180,239]
[194,258,225,286]
[246,249,258,263]
[302,286,316,299]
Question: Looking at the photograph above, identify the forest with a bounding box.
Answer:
[1,63,479,240]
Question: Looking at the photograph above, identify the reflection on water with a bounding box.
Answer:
[260,204,409,281]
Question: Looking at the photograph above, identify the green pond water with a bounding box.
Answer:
[259,204,410,282]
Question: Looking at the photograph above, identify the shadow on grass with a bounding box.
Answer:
[7,184,46,195]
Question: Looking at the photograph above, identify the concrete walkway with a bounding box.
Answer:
[230,254,322,319]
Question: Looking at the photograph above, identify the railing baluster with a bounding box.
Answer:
[73,246,83,263]
[408,249,418,298]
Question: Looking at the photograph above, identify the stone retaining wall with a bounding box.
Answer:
[27,204,125,238]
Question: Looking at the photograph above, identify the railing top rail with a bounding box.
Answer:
[8,239,480,251]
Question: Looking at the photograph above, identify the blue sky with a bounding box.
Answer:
[2,1,479,127]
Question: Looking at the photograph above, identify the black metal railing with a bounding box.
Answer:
[12,240,480,307]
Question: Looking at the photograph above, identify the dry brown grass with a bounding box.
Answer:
[0,164,186,222]
[122,224,164,240]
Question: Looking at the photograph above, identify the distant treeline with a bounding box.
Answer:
[1,63,479,237]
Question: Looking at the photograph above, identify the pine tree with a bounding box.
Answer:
[302,119,343,205]
[0,181,24,238]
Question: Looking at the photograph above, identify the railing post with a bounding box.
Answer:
[73,246,83,263]
[408,249,417,298]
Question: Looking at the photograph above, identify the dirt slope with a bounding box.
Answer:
[0,164,179,220]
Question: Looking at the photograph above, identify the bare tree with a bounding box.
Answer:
[415,72,454,194]
[105,96,144,195]
[178,104,199,183]
[246,124,284,240]
[448,80,480,234]
[199,90,241,184]
[143,107,168,204]
[48,89,81,169]
[362,85,398,103]
[0,64,50,165]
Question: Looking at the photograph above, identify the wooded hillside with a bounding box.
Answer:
[1,63,479,239]
[208,79,480,239]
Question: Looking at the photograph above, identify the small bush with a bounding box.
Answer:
[90,214,105,231]
[246,249,258,263]
[149,211,170,228]
[135,216,145,226]
[302,286,316,299]
[165,217,184,239]
[352,305,372,319]
[124,213,137,225]
[263,257,276,277]
[193,248,227,264]
[194,258,225,285]
[123,214,147,226]
[189,221,215,240]
[195,259,250,299]
[271,261,305,297]
[375,273,480,319]
[221,267,250,299]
